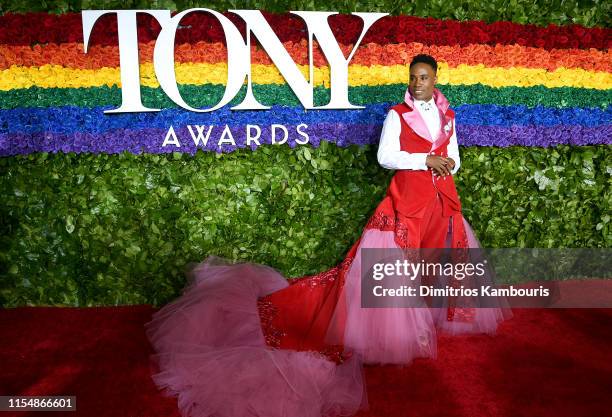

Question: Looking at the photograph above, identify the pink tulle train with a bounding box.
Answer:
[145,257,366,417]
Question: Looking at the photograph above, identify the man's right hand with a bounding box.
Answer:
[426,155,452,176]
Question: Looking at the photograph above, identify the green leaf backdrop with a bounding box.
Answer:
[1,145,610,306]
[1,0,609,27]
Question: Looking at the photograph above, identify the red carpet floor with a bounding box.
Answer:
[0,306,610,417]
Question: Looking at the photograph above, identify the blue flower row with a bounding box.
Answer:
[0,103,609,135]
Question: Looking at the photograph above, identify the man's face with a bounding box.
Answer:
[409,63,437,102]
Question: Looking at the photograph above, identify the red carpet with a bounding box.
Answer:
[0,307,610,417]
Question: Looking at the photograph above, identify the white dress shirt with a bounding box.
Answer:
[377,97,460,175]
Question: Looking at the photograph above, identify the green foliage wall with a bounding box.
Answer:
[1,144,610,307]
[1,0,609,27]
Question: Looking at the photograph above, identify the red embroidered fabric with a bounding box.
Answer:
[258,255,355,362]
[258,197,475,356]
[365,210,416,249]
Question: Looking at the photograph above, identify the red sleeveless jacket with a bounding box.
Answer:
[386,98,462,218]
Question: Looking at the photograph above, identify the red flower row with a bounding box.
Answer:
[0,11,609,50]
[2,40,610,72]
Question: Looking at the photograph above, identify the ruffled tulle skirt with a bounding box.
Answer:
[145,196,511,417]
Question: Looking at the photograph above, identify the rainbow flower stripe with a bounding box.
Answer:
[0,12,610,156]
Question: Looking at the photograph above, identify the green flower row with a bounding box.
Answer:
[2,84,609,110]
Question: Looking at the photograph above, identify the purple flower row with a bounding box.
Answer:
[1,124,610,157]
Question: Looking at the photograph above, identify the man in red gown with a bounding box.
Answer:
[146,54,508,417]
[259,54,471,357]
[378,53,463,249]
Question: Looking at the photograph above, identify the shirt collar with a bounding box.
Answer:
[403,87,450,113]
[413,96,434,105]
[414,97,435,111]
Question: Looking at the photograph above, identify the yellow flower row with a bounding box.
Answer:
[1,62,610,91]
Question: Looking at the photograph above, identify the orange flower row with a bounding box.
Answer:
[1,40,609,72]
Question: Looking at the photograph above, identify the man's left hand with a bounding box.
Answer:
[432,157,455,177]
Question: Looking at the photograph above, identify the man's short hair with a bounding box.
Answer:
[410,54,438,73]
